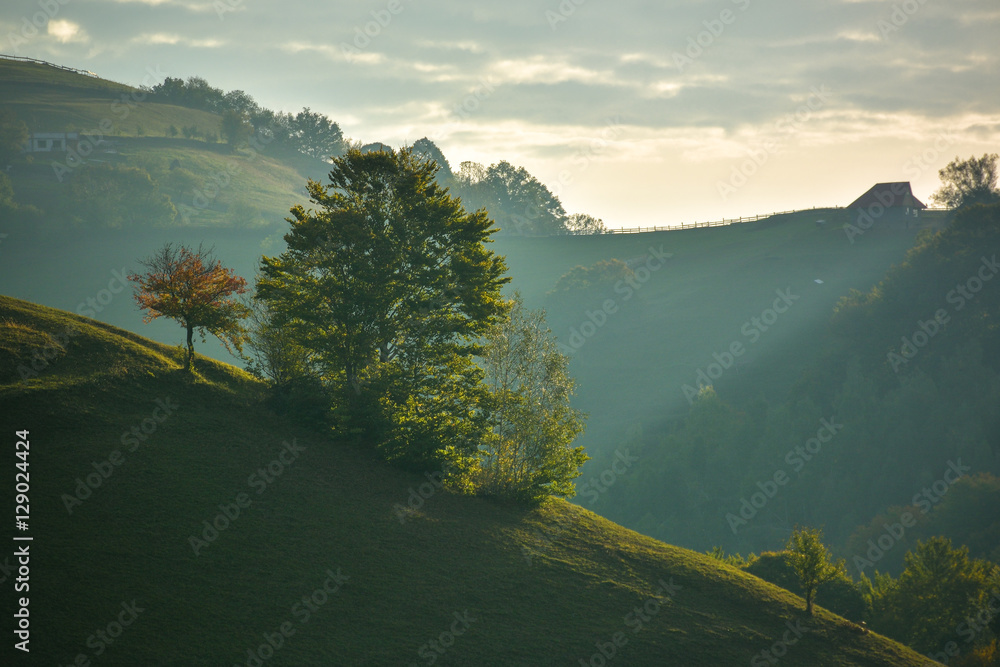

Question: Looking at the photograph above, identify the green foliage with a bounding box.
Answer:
[0,296,944,667]
[566,213,608,235]
[129,244,250,371]
[745,551,868,620]
[867,537,1000,655]
[453,159,569,236]
[549,259,633,295]
[477,293,588,503]
[69,164,176,228]
[785,527,847,615]
[410,137,452,179]
[0,108,29,164]
[707,546,757,568]
[594,203,1000,560]
[220,109,252,147]
[932,153,1000,209]
[258,147,509,466]
[844,473,1000,577]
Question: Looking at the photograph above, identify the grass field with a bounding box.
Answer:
[0,58,222,139]
[1,57,332,230]
[0,295,936,665]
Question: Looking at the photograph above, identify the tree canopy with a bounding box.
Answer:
[129,244,250,371]
[478,293,588,503]
[257,147,509,466]
[932,153,1000,209]
[785,527,846,615]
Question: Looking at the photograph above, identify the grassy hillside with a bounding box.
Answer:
[1,57,329,230]
[0,57,221,138]
[0,295,935,665]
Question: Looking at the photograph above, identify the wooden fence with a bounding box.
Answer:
[0,53,98,78]
[606,206,838,234]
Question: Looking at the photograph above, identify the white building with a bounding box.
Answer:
[24,132,79,153]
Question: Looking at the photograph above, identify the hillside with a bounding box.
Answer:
[0,295,935,665]
[495,209,948,484]
[0,57,329,230]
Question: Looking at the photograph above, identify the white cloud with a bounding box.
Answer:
[47,19,88,44]
[130,33,226,48]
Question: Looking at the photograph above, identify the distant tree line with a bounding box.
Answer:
[409,136,608,236]
[148,76,348,160]
[712,529,1000,663]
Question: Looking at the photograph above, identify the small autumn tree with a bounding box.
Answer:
[785,526,846,615]
[129,244,250,371]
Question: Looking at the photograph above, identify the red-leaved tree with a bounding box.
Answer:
[129,244,250,371]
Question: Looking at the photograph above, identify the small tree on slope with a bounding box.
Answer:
[129,244,250,372]
[786,526,846,616]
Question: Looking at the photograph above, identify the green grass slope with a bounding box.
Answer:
[0,58,221,138]
[0,295,936,665]
[1,57,329,229]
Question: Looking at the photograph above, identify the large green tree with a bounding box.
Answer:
[257,147,509,465]
[869,537,999,654]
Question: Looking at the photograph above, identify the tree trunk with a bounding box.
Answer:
[185,324,194,372]
[805,590,814,616]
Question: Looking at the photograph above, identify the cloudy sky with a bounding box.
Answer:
[2,0,998,228]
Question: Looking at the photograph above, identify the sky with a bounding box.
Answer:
[2,0,998,229]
